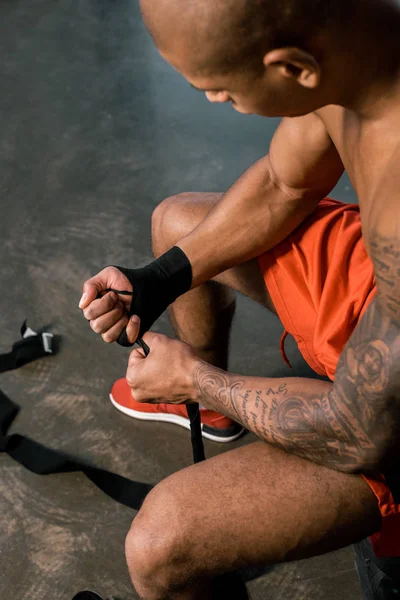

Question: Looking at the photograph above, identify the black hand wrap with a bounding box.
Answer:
[116,246,192,347]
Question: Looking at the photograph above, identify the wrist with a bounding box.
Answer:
[115,246,192,347]
[187,357,206,403]
[187,358,225,405]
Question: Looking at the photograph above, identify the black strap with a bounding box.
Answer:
[0,324,153,510]
[0,324,249,598]
[0,324,214,511]
[186,403,206,463]
[0,320,54,374]
[136,337,207,465]
[0,389,152,509]
[0,326,209,511]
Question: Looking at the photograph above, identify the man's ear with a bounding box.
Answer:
[263,47,321,89]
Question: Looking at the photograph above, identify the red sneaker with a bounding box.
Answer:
[110,378,244,443]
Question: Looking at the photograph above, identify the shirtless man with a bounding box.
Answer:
[80,1,400,598]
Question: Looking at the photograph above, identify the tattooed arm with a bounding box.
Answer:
[193,225,400,474]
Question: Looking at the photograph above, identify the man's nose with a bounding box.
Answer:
[205,91,230,103]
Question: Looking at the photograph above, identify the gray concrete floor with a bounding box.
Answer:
[0,1,363,599]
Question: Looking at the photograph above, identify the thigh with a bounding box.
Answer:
[134,441,382,576]
[215,257,276,313]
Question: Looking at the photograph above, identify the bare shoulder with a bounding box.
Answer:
[269,112,343,195]
[276,111,332,143]
[315,105,346,131]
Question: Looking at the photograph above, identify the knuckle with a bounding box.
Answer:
[83,308,92,320]
[128,350,138,363]
[82,278,93,290]
[106,292,116,307]
[91,320,101,334]
[116,303,124,316]
[151,334,161,345]
[133,389,144,403]
[100,266,112,277]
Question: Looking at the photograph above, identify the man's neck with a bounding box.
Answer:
[327,0,400,119]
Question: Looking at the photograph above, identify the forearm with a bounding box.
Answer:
[190,291,400,474]
[193,363,365,472]
[186,239,399,475]
[177,156,321,287]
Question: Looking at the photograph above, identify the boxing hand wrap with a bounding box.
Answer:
[115,246,192,347]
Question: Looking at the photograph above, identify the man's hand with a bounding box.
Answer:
[79,266,139,344]
[79,248,192,346]
[126,332,200,404]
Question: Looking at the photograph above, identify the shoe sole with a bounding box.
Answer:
[109,393,244,443]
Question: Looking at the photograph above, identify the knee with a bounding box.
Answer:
[125,523,167,600]
[151,192,203,257]
[125,482,190,600]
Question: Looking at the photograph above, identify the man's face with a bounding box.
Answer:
[161,47,320,118]
[188,73,280,117]
[190,80,312,118]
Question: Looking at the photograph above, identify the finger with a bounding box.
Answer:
[79,268,113,309]
[90,303,125,336]
[128,347,146,367]
[79,282,102,309]
[101,313,129,343]
[83,292,118,321]
[125,315,141,345]
[141,331,163,347]
[126,363,141,390]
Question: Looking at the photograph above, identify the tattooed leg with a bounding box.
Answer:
[152,192,275,367]
[126,441,381,600]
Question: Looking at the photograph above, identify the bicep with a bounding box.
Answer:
[269,113,344,201]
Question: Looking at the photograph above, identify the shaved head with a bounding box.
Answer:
[140,0,345,75]
[139,0,399,118]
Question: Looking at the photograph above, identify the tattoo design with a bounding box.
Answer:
[194,230,400,472]
[196,368,243,423]
[370,231,400,326]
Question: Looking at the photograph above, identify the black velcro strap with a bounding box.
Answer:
[1,326,249,597]
[0,321,54,373]
[0,389,153,510]
[0,322,153,510]
[186,403,206,464]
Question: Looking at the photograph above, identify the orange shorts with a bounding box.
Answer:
[257,198,400,557]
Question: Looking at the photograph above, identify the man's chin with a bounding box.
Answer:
[231,102,313,118]
[232,103,293,118]
[232,103,252,115]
